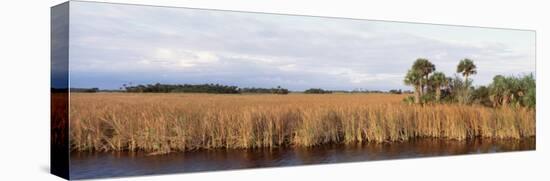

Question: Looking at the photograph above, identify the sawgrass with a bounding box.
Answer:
[69,93,535,154]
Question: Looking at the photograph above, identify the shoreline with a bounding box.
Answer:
[70,136,536,155]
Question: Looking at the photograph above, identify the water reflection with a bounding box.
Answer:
[71,138,534,179]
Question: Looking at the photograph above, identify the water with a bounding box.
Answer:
[70,138,535,180]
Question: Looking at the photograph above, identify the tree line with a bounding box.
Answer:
[124,83,240,94]
[69,88,100,93]
[240,86,289,94]
[403,58,535,108]
[123,83,290,94]
[304,88,333,94]
[72,85,412,95]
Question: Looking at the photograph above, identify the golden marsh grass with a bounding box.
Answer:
[69,93,535,153]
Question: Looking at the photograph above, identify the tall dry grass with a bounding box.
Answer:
[69,93,535,153]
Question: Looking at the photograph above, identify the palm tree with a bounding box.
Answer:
[456,58,477,85]
[490,74,536,107]
[519,74,536,108]
[404,70,423,104]
[489,75,507,107]
[412,58,435,94]
[429,72,447,102]
[504,76,520,106]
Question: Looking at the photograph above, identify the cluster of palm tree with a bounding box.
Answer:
[403,58,534,108]
[488,74,536,108]
[404,58,472,104]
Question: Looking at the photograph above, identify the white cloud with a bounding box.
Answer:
[143,48,220,69]
[328,68,402,84]
[279,64,297,71]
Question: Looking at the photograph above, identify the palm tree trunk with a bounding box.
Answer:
[435,87,441,102]
[418,82,424,97]
[462,74,470,105]
[414,86,420,104]
[490,95,498,107]
[502,95,509,107]
[425,75,429,96]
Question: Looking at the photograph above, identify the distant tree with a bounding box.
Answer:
[389,89,402,94]
[447,74,471,104]
[471,86,492,107]
[274,85,289,94]
[124,83,241,94]
[404,70,423,104]
[489,75,509,107]
[429,72,447,102]
[241,86,289,94]
[489,74,535,108]
[304,88,332,94]
[412,58,435,95]
[520,74,536,108]
[70,88,99,93]
[453,59,477,104]
[456,58,477,85]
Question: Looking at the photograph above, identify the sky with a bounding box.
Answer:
[66,1,535,91]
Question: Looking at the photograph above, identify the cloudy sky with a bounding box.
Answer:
[67,1,535,91]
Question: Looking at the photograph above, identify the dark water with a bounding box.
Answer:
[70,138,535,180]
